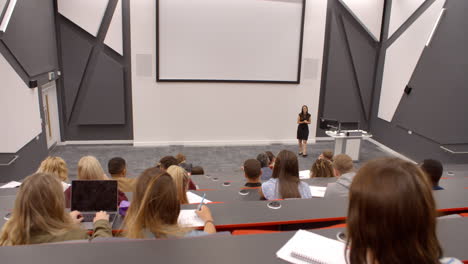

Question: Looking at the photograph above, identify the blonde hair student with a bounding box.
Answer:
[124,169,216,239]
[78,156,108,180]
[37,156,69,182]
[166,165,190,204]
[0,173,112,246]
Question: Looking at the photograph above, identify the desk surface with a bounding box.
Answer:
[0,218,466,264]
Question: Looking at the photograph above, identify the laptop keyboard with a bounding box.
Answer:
[81,213,117,222]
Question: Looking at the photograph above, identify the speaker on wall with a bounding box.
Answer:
[404,85,412,95]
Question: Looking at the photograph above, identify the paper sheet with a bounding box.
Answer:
[186,192,212,204]
[276,230,346,264]
[299,170,311,179]
[62,182,71,191]
[309,186,327,198]
[178,209,205,227]
[0,181,21,189]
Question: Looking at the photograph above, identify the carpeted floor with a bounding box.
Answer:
[50,140,396,180]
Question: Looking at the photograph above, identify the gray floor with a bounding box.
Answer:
[50,140,396,180]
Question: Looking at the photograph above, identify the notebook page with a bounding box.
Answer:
[0,181,21,189]
[178,209,205,227]
[299,170,311,179]
[186,192,213,204]
[309,186,327,198]
[276,230,346,264]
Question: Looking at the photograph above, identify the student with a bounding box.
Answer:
[65,156,128,208]
[159,156,197,190]
[108,157,135,193]
[346,158,461,264]
[37,156,70,190]
[310,158,334,178]
[265,151,276,169]
[175,153,193,173]
[421,159,444,190]
[167,165,190,204]
[318,150,333,162]
[256,153,272,181]
[260,150,312,200]
[324,154,355,198]
[123,170,216,239]
[243,159,262,187]
[0,173,111,246]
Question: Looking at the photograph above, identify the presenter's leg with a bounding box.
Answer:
[302,140,308,157]
[298,140,303,155]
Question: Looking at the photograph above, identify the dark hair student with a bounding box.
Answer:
[346,158,460,264]
[260,150,311,200]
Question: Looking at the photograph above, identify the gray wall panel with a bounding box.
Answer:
[77,52,125,125]
[393,0,468,145]
[59,21,94,120]
[2,0,58,77]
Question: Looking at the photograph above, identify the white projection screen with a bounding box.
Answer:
[156,0,306,83]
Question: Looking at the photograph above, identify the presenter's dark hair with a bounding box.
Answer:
[347,158,442,264]
[108,157,126,175]
[299,105,310,120]
[271,150,300,199]
[300,105,309,114]
[420,159,443,186]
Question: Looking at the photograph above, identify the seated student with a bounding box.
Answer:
[318,150,333,162]
[37,156,70,191]
[310,158,334,178]
[346,158,461,264]
[324,154,355,198]
[265,151,276,169]
[123,169,216,239]
[243,159,262,187]
[159,156,197,190]
[175,153,193,173]
[0,173,111,246]
[108,157,135,193]
[260,150,312,200]
[256,153,272,181]
[65,156,128,208]
[421,159,444,190]
[167,165,190,204]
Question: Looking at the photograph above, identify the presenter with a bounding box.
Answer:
[297,105,311,157]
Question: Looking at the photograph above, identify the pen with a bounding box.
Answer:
[198,193,206,210]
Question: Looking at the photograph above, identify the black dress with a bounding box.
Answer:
[297,113,311,140]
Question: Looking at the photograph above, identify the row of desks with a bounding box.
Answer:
[1,218,467,263]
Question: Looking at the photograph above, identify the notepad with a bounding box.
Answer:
[178,209,205,227]
[0,181,21,189]
[309,186,327,198]
[299,170,311,179]
[186,192,212,204]
[276,230,346,264]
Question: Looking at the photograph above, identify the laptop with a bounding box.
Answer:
[71,180,119,230]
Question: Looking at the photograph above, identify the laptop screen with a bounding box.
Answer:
[71,180,118,212]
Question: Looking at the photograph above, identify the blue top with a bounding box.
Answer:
[261,167,273,182]
[261,178,312,200]
[433,185,444,190]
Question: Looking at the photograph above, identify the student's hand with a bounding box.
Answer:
[196,205,214,223]
[94,211,109,223]
[70,211,83,224]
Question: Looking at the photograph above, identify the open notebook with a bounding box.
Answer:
[309,186,327,198]
[186,192,213,204]
[178,209,205,227]
[276,230,346,264]
[299,170,311,179]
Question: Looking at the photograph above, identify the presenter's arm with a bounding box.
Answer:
[305,117,311,124]
[297,116,304,124]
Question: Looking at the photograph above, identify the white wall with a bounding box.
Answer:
[0,53,42,153]
[130,0,328,146]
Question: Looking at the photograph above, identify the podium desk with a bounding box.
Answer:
[325,130,372,161]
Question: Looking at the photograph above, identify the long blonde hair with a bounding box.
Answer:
[37,156,69,182]
[167,165,189,204]
[124,169,187,239]
[77,156,107,180]
[0,173,76,246]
